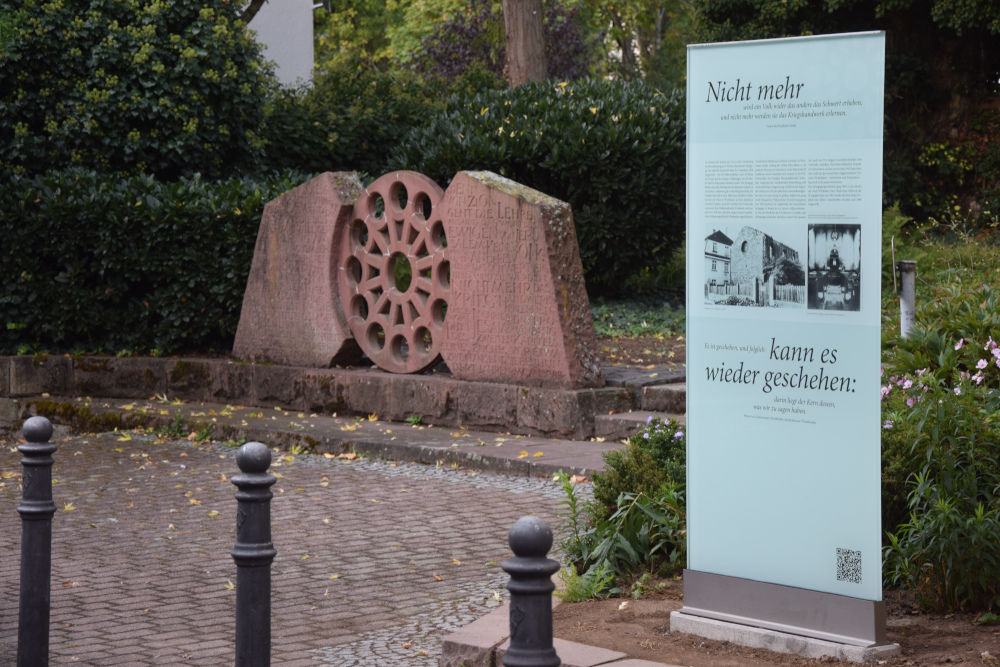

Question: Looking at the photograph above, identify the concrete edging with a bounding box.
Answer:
[440,604,681,667]
[669,611,901,663]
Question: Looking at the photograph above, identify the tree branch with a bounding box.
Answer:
[240,0,268,24]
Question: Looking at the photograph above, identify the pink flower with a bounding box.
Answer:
[974,372,984,385]
[880,386,891,398]
[674,431,684,439]
[986,337,997,351]
[995,357,1000,369]
[890,375,898,382]
[956,338,965,350]
[882,420,893,430]
[992,347,1000,359]
[916,368,926,377]
[955,387,962,396]
[880,367,885,377]
[903,379,913,389]
[978,359,989,369]
[906,397,916,407]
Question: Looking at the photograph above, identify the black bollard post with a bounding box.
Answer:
[17,416,58,667]
[231,442,277,667]
[501,516,561,667]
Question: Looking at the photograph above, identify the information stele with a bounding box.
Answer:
[684,32,885,640]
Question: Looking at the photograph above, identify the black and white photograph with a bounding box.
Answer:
[703,224,807,308]
[807,224,861,311]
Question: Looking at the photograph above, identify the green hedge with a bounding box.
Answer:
[0,0,272,180]
[390,79,686,295]
[260,63,502,178]
[1,169,308,355]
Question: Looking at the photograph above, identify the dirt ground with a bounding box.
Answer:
[552,578,1000,666]
[596,335,687,368]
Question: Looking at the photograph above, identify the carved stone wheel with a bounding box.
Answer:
[338,171,450,374]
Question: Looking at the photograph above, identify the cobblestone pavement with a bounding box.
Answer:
[0,430,580,665]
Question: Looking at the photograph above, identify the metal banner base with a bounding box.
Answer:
[670,612,900,664]
[677,569,897,648]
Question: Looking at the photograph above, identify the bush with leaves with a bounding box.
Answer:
[0,168,308,355]
[590,416,685,521]
[883,378,1000,612]
[391,79,685,294]
[0,0,272,180]
[556,473,685,597]
[260,61,500,178]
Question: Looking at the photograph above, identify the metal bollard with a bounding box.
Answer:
[897,260,916,338]
[501,516,561,667]
[17,416,58,667]
[231,442,277,667]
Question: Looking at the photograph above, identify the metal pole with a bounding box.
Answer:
[231,442,277,667]
[501,516,561,667]
[17,416,57,667]
[897,260,916,338]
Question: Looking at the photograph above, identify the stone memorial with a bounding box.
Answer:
[337,171,449,374]
[233,172,364,368]
[439,171,603,389]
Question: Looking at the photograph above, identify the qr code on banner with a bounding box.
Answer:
[836,548,862,584]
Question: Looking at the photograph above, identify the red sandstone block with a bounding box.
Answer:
[9,354,72,397]
[516,387,595,440]
[72,357,168,399]
[453,382,518,430]
[252,364,306,411]
[338,372,393,418]
[233,172,365,368]
[440,171,604,389]
[166,359,251,403]
[302,369,344,413]
[389,373,457,422]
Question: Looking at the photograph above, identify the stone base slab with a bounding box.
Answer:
[0,356,684,441]
[670,612,900,663]
[441,603,682,667]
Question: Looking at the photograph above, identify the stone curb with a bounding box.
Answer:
[0,355,685,441]
[669,612,901,663]
[1,396,619,478]
[440,604,682,667]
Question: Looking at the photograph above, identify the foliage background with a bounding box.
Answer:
[0,0,273,180]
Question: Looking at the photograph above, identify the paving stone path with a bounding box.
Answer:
[0,431,577,665]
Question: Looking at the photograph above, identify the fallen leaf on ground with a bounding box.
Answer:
[329,574,339,579]
[323,453,335,459]
[337,453,357,460]
[207,511,219,517]
[433,573,443,581]
[367,413,378,421]
[516,451,529,459]
[532,452,544,458]
[402,642,412,649]
[63,502,76,511]
[569,475,589,484]
[451,559,461,565]
[340,425,358,432]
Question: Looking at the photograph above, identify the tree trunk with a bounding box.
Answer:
[501,0,548,87]
[240,0,268,24]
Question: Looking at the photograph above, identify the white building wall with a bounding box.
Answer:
[249,1,314,86]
